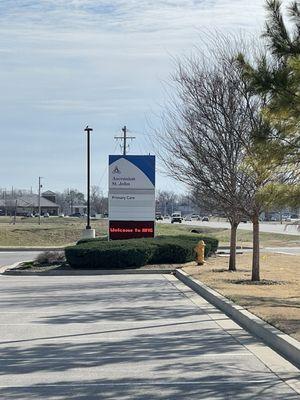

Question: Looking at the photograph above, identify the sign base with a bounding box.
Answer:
[81,229,96,239]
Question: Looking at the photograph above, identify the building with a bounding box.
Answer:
[71,204,87,215]
[41,190,56,204]
[0,194,60,216]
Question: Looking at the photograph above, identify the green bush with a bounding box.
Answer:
[189,230,219,253]
[65,234,218,269]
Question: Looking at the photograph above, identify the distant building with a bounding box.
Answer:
[71,204,87,215]
[0,194,60,216]
[41,190,56,204]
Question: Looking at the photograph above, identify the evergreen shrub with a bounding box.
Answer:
[65,235,218,269]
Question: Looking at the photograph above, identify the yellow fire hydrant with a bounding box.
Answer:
[195,240,206,265]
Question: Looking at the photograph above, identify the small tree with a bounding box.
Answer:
[238,0,300,166]
[154,45,257,272]
[236,0,300,279]
[90,186,107,215]
[191,189,244,271]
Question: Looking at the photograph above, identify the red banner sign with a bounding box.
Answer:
[109,221,155,240]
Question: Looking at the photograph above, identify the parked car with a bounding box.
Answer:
[69,212,82,218]
[171,212,183,223]
[43,213,50,218]
[155,212,163,221]
[202,216,209,222]
[270,215,280,221]
[184,215,192,221]
[191,214,200,221]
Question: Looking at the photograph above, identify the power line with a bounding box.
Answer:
[126,128,152,155]
[98,139,119,189]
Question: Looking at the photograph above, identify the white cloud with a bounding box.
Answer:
[0,0,274,192]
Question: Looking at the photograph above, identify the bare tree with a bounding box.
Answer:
[154,50,255,272]
[90,186,108,215]
[154,35,296,280]
[156,190,178,215]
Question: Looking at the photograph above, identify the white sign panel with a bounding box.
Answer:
[109,193,155,221]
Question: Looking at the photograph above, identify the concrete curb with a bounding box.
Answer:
[0,260,27,274]
[3,268,176,276]
[218,246,252,250]
[1,261,176,275]
[175,269,300,369]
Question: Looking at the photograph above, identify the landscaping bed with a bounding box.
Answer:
[65,235,218,269]
[4,262,178,274]
[183,253,300,341]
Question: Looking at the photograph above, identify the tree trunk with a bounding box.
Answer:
[229,222,238,271]
[252,213,260,281]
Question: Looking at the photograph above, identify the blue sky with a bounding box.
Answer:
[0,0,274,195]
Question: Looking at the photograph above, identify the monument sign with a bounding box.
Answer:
[108,155,155,240]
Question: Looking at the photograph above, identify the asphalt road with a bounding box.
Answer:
[0,274,298,399]
[264,247,300,255]
[218,247,300,255]
[0,251,42,268]
[161,219,300,236]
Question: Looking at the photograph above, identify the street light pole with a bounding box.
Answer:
[84,125,93,230]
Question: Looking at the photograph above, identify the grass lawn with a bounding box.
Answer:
[0,217,299,247]
[0,217,108,247]
[183,253,300,341]
[156,222,300,247]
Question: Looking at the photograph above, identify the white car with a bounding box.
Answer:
[171,213,183,223]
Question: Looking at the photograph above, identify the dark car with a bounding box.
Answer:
[70,212,82,218]
[155,213,163,221]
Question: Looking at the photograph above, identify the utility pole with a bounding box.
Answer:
[114,125,135,155]
[13,199,17,225]
[4,189,7,216]
[38,177,43,225]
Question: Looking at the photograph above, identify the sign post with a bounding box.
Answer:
[108,155,155,240]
